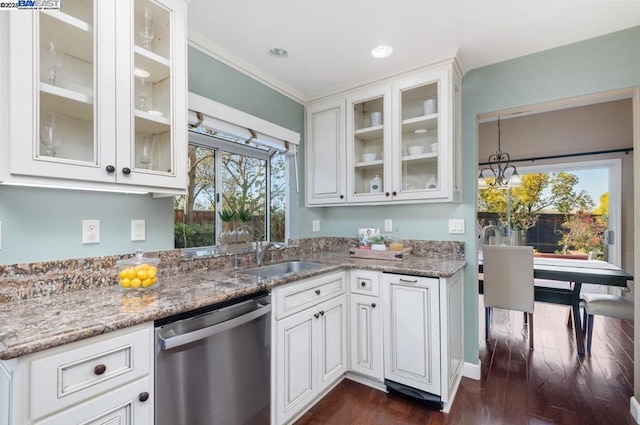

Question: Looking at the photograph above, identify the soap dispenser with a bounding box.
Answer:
[370,175,382,193]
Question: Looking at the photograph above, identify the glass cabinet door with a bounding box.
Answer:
[398,80,440,195]
[346,86,392,203]
[132,0,172,175]
[116,0,186,189]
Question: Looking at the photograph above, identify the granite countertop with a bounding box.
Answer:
[0,251,465,360]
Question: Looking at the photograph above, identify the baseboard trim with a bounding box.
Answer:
[462,361,481,380]
[345,372,387,392]
[631,396,640,424]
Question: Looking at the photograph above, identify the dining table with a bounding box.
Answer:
[478,255,634,355]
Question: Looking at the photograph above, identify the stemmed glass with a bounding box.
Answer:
[40,112,63,157]
[43,39,67,86]
[139,7,154,51]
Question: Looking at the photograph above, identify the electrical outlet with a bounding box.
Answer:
[82,220,100,244]
[131,220,146,241]
[448,219,465,234]
[312,220,320,232]
[384,219,393,232]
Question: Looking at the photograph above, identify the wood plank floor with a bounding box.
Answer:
[296,302,634,425]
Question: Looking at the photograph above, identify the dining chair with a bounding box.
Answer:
[581,292,634,352]
[483,245,535,350]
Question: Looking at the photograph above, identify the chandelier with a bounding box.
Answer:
[478,116,519,188]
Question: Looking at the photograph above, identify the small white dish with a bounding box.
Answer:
[430,143,438,153]
[408,146,425,156]
[147,110,163,116]
[362,153,377,162]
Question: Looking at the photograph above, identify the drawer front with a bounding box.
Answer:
[349,270,380,296]
[30,323,152,420]
[275,272,345,319]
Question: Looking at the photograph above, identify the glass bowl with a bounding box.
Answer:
[116,250,160,290]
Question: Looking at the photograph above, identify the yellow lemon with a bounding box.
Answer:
[120,277,132,288]
[136,269,149,280]
[134,263,148,271]
[131,277,142,288]
[126,268,136,280]
[148,266,158,278]
[119,269,129,279]
[142,278,152,288]
[150,276,157,285]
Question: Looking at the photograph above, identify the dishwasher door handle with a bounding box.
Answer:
[158,303,271,351]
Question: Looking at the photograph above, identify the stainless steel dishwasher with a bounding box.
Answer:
[155,291,271,425]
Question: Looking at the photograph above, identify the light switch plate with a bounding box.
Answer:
[131,219,146,241]
[312,220,320,232]
[448,219,465,234]
[384,219,393,232]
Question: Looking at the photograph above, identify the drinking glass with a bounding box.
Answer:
[40,112,63,157]
[137,133,154,169]
[137,77,152,111]
[43,39,67,85]
[139,7,154,51]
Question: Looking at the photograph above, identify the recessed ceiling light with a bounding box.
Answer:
[371,44,393,59]
[414,129,427,134]
[268,47,288,58]
[133,67,150,78]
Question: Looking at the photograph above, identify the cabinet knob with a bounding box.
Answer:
[392,191,397,196]
[371,303,377,308]
[139,392,150,402]
[385,192,390,197]
[314,313,320,319]
[360,281,366,287]
[319,310,325,316]
[93,364,107,375]
[105,165,115,173]
[122,167,131,175]
[340,195,344,199]
[315,289,321,295]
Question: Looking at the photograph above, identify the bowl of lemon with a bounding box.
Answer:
[117,250,160,290]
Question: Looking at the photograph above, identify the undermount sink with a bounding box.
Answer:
[239,261,325,278]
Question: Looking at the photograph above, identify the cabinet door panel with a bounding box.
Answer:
[317,296,346,393]
[276,310,316,424]
[305,98,346,205]
[349,294,382,380]
[383,275,440,395]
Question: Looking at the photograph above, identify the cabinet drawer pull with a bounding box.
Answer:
[319,310,325,316]
[360,281,367,287]
[371,303,377,308]
[314,313,320,319]
[139,392,150,402]
[105,165,115,173]
[93,364,107,375]
[399,278,418,283]
[122,167,131,175]
[315,289,321,295]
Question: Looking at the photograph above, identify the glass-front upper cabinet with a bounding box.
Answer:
[6,0,187,192]
[346,86,392,203]
[391,67,458,202]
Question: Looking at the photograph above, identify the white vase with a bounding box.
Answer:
[371,244,386,251]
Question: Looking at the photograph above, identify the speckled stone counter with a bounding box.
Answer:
[0,240,465,360]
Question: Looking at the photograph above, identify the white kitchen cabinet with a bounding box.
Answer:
[305,56,462,206]
[0,363,10,425]
[273,272,347,424]
[4,0,187,194]
[348,269,383,381]
[305,98,347,205]
[0,323,154,425]
[382,271,464,411]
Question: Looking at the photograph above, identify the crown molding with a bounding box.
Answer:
[188,31,307,104]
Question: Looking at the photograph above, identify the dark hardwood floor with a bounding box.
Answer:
[296,302,635,425]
